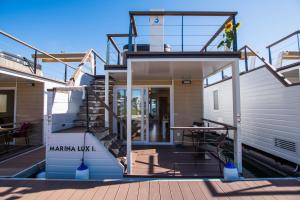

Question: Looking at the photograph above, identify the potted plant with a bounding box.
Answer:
[218,21,240,50]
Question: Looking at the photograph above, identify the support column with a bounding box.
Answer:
[141,88,144,142]
[126,60,132,174]
[104,71,109,128]
[232,59,242,174]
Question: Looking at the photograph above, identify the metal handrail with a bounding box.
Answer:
[0,30,76,70]
[240,45,291,86]
[266,30,300,48]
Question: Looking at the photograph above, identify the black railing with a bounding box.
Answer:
[204,45,292,87]
[266,30,300,65]
[0,30,76,82]
[105,11,239,65]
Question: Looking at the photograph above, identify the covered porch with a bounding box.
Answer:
[107,55,242,177]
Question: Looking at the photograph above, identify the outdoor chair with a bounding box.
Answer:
[11,122,32,145]
[181,121,204,149]
[196,130,230,174]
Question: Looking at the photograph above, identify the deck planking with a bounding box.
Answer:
[131,146,224,177]
[0,179,299,199]
[0,146,45,177]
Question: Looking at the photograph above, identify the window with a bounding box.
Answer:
[213,90,219,110]
[0,94,7,113]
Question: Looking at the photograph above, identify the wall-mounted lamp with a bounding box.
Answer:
[182,80,192,85]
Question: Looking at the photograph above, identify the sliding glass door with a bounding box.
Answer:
[115,86,171,144]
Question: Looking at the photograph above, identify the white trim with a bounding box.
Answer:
[0,67,65,85]
[128,57,238,62]
[106,70,127,73]
[232,60,242,174]
[126,60,132,175]
[170,80,174,145]
[141,89,144,142]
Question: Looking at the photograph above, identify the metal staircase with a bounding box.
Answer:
[74,76,127,168]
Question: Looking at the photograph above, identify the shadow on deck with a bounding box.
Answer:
[129,145,224,178]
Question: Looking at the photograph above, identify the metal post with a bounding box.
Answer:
[64,64,67,82]
[126,59,132,174]
[128,19,133,52]
[268,47,272,64]
[33,50,37,74]
[105,72,109,128]
[181,16,184,52]
[85,87,90,132]
[117,52,120,65]
[244,48,248,71]
[205,78,208,86]
[94,52,97,76]
[232,16,238,52]
[297,33,300,55]
[106,38,110,65]
[232,59,242,174]
[221,70,224,79]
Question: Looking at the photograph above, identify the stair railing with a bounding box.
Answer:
[68,49,106,86]
[88,88,126,139]
[240,45,292,87]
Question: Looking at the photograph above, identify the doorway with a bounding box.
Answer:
[0,89,16,128]
[114,86,172,144]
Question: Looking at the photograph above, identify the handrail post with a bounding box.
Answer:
[93,52,97,76]
[33,50,37,74]
[268,47,272,64]
[297,33,300,56]
[128,18,133,52]
[64,64,67,82]
[181,15,184,52]
[117,52,120,65]
[232,15,238,52]
[106,38,110,64]
[244,48,248,71]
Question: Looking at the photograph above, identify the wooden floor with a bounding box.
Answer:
[131,146,224,177]
[0,179,299,199]
[0,146,45,177]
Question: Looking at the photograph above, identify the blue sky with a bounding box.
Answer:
[1,0,299,74]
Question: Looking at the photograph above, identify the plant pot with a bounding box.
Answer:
[223,162,239,180]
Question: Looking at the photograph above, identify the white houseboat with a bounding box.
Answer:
[46,11,244,179]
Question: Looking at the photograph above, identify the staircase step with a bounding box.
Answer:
[74,120,105,127]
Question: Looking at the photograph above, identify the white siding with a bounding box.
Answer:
[204,67,300,164]
[46,133,124,179]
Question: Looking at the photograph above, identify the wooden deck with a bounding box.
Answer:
[0,146,45,177]
[0,179,299,199]
[131,146,224,177]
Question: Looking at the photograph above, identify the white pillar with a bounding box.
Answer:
[126,60,132,174]
[141,88,144,142]
[170,80,175,144]
[90,53,95,75]
[105,71,109,128]
[232,59,242,174]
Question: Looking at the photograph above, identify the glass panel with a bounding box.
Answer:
[0,90,14,127]
[0,94,7,113]
[116,88,144,142]
[148,88,170,143]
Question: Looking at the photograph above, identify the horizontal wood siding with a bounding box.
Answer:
[204,67,300,164]
[174,80,203,144]
[16,82,44,145]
